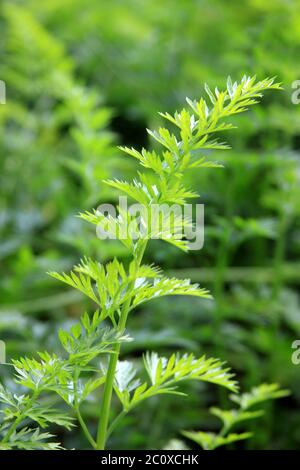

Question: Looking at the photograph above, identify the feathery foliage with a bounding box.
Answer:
[1,76,283,450]
[182,384,290,450]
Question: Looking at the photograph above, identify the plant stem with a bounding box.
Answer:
[106,410,127,439]
[96,240,147,450]
[96,339,123,449]
[75,403,97,448]
[73,368,97,449]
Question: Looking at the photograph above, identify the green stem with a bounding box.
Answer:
[75,403,97,448]
[106,410,127,439]
[96,240,147,450]
[96,341,122,449]
[73,369,97,449]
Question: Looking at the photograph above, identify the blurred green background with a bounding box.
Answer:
[0,0,300,449]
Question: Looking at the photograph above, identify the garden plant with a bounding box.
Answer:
[0,75,289,450]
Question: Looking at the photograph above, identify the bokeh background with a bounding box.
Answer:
[0,0,300,449]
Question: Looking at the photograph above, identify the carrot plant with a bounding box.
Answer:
[0,76,283,450]
[181,384,289,450]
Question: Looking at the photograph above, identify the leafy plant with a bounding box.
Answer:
[182,384,289,450]
[0,76,282,450]
[0,3,116,317]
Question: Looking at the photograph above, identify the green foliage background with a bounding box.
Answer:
[0,0,299,449]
